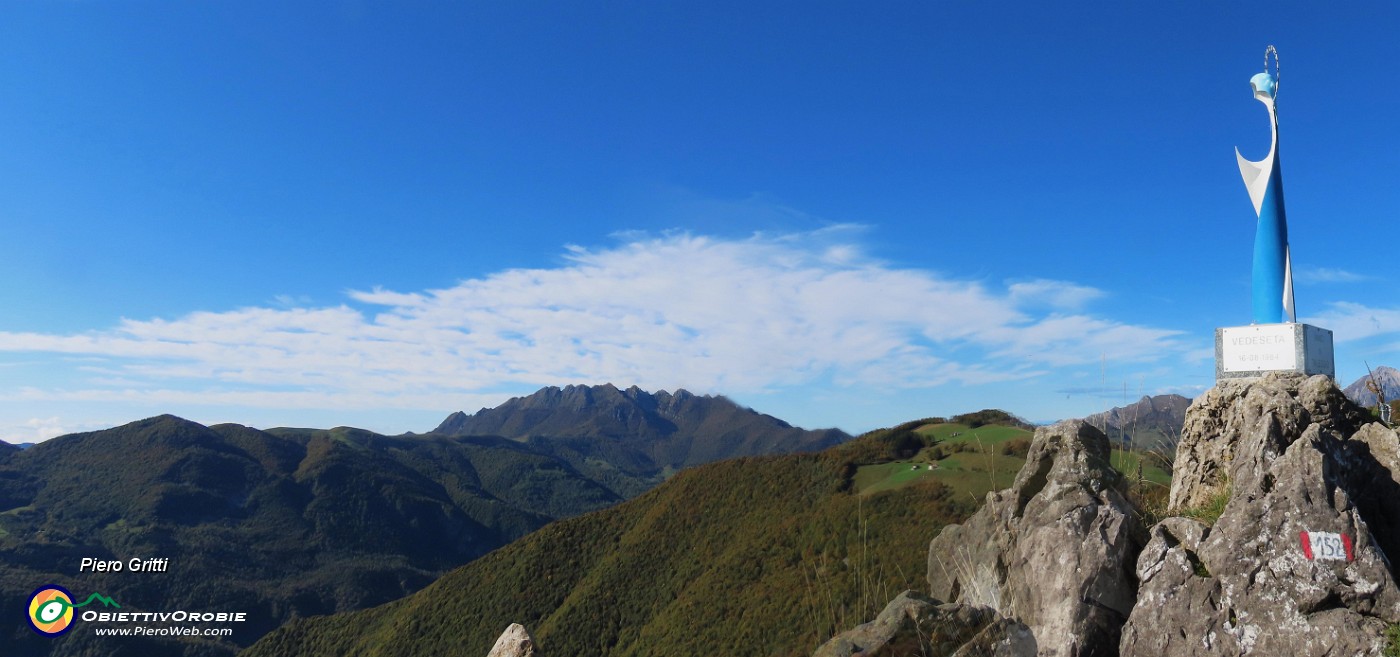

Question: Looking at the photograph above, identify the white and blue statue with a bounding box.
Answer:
[1235,46,1295,325]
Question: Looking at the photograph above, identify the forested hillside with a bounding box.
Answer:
[245,419,995,657]
[0,416,619,656]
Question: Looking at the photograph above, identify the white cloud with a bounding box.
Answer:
[2,417,110,444]
[1007,279,1106,310]
[0,230,1189,412]
[983,315,1183,366]
[272,294,314,308]
[11,387,500,414]
[24,417,64,443]
[1295,267,1372,284]
[1305,302,1400,343]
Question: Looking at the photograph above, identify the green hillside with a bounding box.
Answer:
[856,415,1169,497]
[243,418,1017,657]
[846,418,1035,501]
[1108,449,1172,487]
[853,461,940,495]
[0,416,622,657]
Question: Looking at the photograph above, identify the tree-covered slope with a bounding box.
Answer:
[0,416,620,657]
[245,422,979,657]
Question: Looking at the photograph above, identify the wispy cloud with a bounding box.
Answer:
[0,230,1188,412]
[2,417,112,444]
[271,294,314,308]
[1007,279,1105,310]
[1295,267,1373,284]
[1305,301,1400,343]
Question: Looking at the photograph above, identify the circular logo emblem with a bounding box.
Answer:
[27,585,76,637]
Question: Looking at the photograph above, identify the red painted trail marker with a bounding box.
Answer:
[1299,531,1354,562]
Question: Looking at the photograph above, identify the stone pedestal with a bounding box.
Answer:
[1215,323,1334,381]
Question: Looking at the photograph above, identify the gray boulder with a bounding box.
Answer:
[926,420,1143,656]
[1121,373,1400,656]
[1342,421,1400,565]
[951,618,1039,657]
[813,591,1034,657]
[487,623,540,657]
[1168,372,1366,511]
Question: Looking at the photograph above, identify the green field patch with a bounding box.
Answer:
[1109,449,1172,486]
[934,454,967,471]
[936,448,1024,501]
[932,467,1020,503]
[918,423,1032,446]
[854,444,1027,500]
[101,518,145,536]
[853,461,940,495]
[849,422,1174,535]
[915,422,965,440]
[838,422,1038,500]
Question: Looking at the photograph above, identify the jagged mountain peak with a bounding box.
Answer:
[470,383,709,415]
[431,384,848,483]
[437,384,738,436]
[1082,393,1191,453]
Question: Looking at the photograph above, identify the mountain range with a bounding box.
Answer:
[435,384,850,497]
[2,386,846,656]
[9,375,1385,656]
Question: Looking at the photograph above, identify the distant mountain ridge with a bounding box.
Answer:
[2,389,848,655]
[435,384,850,497]
[1342,365,1400,407]
[1083,393,1191,454]
[0,415,621,657]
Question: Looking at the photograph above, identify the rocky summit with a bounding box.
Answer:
[925,420,1142,657]
[824,372,1400,657]
[1122,373,1400,656]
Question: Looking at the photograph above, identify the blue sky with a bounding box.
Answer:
[2,2,1398,442]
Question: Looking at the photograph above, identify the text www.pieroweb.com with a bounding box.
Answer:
[93,626,234,637]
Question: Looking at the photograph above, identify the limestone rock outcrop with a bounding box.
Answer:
[926,420,1144,656]
[822,373,1400,657]
[1167,372,1367,511]
[1120,373,1400,656]
[813,591,1035,657]
[486,623,540,657]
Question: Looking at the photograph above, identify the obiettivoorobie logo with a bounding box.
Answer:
[27,584,120,637]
